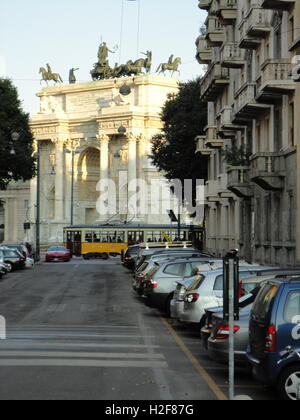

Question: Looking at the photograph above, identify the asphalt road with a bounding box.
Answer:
[0,259,276,401]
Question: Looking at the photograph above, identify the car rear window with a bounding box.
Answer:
[164,263,182,276]
[213,272,257,291]
[187,274,206,291]
[252,283,280,322]
[284,291,300,323]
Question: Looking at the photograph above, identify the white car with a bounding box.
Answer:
[179,266,273,327]
[25,257,35,268]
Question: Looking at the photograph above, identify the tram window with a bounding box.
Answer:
[116,232,125,243]
[100,232,108,242]
[85,232,93,243]
[93,231,101,243]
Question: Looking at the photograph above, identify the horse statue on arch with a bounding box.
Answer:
[39,64,63,85]
[134,50,152,74]
[156,56,182,77]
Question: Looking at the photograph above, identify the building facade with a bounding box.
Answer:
[197,0,300,265]
[0,75,179,245]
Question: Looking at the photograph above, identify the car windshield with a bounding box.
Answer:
[48,247,66,252]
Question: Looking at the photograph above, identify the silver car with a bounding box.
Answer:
[179,267,273,328]
[143,258,223,315]
[133,253,216,294]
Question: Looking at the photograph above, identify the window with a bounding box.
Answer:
[252,283,280,322]
[164,264,182,276]
[284,291,300,323]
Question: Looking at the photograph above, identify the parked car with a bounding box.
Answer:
[135,249,211,274]
[1,243,28,260]
[133,253,219,296]
[143,258,223,315]
[123,245,141,270]
[179,266,273,328]
[45,246,71,263]
[134,243,198,271]
[205,278,274,365]
[0,248,26,270]
[25,257,35,268]
[201,284,264,351]
[0,262,7,278]
[247,277,300,400]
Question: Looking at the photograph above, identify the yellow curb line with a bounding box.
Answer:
[159,317,228,401]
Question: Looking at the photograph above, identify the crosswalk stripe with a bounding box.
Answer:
[0,359,168,368]
[0,351,165,359]
[0,342,159,349]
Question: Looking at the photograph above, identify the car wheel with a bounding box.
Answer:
[7,263,14,272]
[278,364,300,400]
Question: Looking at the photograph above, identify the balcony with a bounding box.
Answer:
[204,126,224,148]
[216,0,238,23]
[206,16,225,46]
[196,37,212,65]
[205,180,221,203]
[256,59,296,102]
[239,7,272,49]
[195,136,212,156]
[216,106,244,138]
[232,82,270,124]
[227,166,253,198]
[250,153,285,191]
[220,42,245,68]
[199,0,212,10]
[261,0,295,10]
[200,63,230,102]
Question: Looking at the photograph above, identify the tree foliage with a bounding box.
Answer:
[0,78,36,190]
[150,78,208,205]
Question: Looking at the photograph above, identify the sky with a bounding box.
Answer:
[0,0,207,115]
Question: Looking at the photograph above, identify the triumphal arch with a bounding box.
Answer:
[29,75,179,243]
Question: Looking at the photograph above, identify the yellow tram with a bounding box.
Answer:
[64,224,204,257]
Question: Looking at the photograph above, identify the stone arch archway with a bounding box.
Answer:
[77,147,100,224]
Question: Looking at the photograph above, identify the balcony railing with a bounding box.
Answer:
[196,37,212,65]
[250,152,285,191]
[198,0,213,10]
[216,0,238,23]
[261,0,295,10]
[204,125,224,149]
[233,82,270,124]
[205,180,221,203]
[256,59,296,101]
[220,42,245,68]
[239,6,272,49]
[200,63,230,102]
[216,106,244,138]
[227,166,253,198]
[195,136,212,156]
[206,16,225,46]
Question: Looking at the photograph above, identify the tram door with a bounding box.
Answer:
[67,231,82,256]
[128,231,144,246]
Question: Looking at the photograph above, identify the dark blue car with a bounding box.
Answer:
[247,277,300,400]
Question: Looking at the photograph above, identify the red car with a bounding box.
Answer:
[45,246,71,263]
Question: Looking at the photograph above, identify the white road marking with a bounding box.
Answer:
[0,359,168,368]
[0,351,165,359]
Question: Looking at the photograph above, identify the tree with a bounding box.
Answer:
[0,78,36,190]
[150,78,208,212]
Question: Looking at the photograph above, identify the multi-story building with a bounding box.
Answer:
[197,0,300,266]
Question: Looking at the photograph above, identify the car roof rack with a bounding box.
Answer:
[256,269,300,277]
[140,242,194,250]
